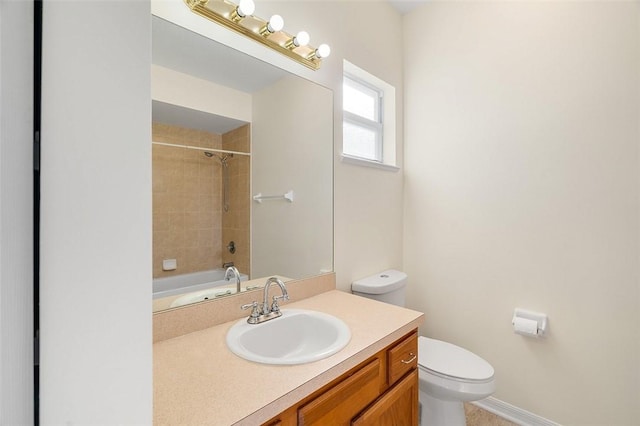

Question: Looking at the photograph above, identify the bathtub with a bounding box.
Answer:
[153,268,249,300]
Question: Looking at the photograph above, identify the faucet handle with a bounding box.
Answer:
[270,294,289,314]
[241,301,259,311]
[241,301,261,323]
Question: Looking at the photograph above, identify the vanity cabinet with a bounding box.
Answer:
[262,330,418,426]
[351,370,419,425]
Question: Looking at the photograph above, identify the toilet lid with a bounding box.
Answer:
[418,337,494,381]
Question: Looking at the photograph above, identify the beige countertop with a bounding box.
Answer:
[153,289,424,425]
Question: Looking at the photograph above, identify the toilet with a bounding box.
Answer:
[352,270,496,426]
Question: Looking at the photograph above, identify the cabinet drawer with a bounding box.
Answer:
[298,358,381,426]
[388,332,418,385]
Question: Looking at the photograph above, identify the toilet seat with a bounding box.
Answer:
[417,337,494,383]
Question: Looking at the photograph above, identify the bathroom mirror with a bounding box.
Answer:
[151,16,333,312]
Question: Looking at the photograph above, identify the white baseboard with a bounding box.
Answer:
[472,397,561,426]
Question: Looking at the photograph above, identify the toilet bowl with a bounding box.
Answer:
[351,270,496,426]
[417,336,495,426]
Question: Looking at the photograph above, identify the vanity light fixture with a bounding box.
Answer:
[229,0,254,22]
[310,43,331,60]
[258,14,284,36]
[284,31,310,49]
[184,0,330,70]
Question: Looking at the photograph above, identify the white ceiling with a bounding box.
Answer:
[388,0,428,15]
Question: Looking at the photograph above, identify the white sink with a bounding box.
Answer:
[226,309,351,365]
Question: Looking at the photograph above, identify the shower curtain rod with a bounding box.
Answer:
[152,141,250,157]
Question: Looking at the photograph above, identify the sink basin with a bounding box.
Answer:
[226,309,351,365]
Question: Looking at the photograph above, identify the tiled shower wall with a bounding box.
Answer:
[221,125,250,275]
[152,122,250,278]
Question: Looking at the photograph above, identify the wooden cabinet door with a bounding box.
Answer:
[351,369,419,426]
[298,359,381,426]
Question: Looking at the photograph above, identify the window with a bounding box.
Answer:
[342,60,398,171]
[343,75,383,162]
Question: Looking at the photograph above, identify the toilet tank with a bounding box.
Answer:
[351,269,407,307]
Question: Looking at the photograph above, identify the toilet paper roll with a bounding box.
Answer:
[513,317,539,336]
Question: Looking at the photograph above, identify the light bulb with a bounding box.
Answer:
[267,14,284,32]
[316,44,331,59]
[294,31,310,47]
[237,0,255,17]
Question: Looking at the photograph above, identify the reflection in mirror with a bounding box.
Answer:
[151,16,333,312]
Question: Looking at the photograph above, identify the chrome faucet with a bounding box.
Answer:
[241,277,289,324]
[224,266,241,294]
[262,277,289,316]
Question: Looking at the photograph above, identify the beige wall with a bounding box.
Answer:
[403,2,640,424]
[252,75,333,279]
[152,122,250,278]
[0,1,34,422]
[254,1,406,290]
[329,2,405,290]
[40,1,152,422]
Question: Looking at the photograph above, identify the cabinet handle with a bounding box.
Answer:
[401,352,417,364]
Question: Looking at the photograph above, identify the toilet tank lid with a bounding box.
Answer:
[351,269,407,294]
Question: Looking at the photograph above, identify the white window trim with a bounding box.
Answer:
[340,153,400,172]
[342,60,397,170]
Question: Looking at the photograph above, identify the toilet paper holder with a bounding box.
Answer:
[512,308,548,337]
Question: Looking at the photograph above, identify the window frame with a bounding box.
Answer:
[342,73,385,163]
[341,60,399,172]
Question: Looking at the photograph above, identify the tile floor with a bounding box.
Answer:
[465,403,518,426]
